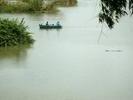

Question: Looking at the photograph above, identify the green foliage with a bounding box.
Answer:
[21,0,30,3]
[0,2,30,13]
[99,0,133,29]
[0,0,56,13]
[0,0,6,6]
[0,18,34,47]
[0,1,30,13]
[28,0,43,11]
[0,0,77,13]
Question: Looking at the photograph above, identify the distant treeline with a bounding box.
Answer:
[0,0,77,13]
[0,0,77,47]
[0,0,56,13]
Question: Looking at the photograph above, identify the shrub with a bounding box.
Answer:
[0,0,60,13]
[0,18,34,47]
[27,0,43,11]
[0,1,31,13]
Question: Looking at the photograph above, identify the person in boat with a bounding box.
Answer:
[56,21,60,26]
[46,21,49,26]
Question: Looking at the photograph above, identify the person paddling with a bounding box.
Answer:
[56,21,60,26]
[46,21,49,26]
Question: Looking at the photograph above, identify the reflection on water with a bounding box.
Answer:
[0,45,30,59]
[0,45,32,69]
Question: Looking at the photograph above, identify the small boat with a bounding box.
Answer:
[39,24,62,29]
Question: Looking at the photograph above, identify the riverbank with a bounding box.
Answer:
[0,0,77,13]
[0,0,56,13]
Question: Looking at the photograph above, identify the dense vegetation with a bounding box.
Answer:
[0,0,56,13]
[0,18,34,47]
[99,0,133,29]
[0,0,77,13]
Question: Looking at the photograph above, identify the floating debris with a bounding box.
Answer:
[105,50,123,52]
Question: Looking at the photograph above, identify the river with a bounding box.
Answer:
[0,0,133,100]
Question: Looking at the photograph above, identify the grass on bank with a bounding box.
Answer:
[0,0,77,13]
[0,0,57,13]
[0,18,34,47]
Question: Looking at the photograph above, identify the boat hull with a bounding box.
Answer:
[39,24,62,29]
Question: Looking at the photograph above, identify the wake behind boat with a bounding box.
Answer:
[39,21,62,29]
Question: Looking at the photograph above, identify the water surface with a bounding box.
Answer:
[0,0,133,100]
